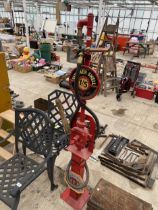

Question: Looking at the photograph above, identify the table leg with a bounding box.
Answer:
[0,117,3,129]
[12,144,16,155]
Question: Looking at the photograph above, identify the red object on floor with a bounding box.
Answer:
[108,34,130,51]
[117,35,130,51]
[135,87,154,100]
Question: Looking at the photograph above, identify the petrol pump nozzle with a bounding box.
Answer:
[77,52,84,65]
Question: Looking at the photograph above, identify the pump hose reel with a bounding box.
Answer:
[65,160,89,191]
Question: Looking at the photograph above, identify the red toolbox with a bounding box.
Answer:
[135,87,154,100]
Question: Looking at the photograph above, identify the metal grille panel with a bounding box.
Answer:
[0,153,39,207]
[48,90,78,134]
[15,108,54,156]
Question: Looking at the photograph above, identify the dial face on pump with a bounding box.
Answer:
[69,65,100,100]
[78,75,91,91]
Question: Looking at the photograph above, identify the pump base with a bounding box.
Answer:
[60,188,90,210]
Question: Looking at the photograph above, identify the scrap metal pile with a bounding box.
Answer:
[99,134,158,188]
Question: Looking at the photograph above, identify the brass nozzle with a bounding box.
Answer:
[77,52,84,64]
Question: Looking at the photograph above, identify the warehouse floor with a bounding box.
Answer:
[1,51,158,210]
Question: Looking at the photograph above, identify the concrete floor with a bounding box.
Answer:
[1,51,158,210]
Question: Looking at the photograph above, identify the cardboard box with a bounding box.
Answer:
[44,73,66,84]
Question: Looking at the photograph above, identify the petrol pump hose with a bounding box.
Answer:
[66,52,100,191]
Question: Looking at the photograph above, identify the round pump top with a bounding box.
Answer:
[69,65,100,100]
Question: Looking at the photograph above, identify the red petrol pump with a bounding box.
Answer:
[60,13,101,210]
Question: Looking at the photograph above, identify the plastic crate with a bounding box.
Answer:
[135,87,154,100]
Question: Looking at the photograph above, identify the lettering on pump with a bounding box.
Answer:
[87,72,97,86]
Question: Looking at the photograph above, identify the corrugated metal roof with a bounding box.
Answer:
[0,0,158,9]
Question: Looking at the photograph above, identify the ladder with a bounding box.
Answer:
[91,16,119,97]
[97,51,118,97]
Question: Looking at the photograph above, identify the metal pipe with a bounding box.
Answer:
[146,2,155,40]
[36,2,41,32]
[77,18,88,29]
[11,2,16,32]
[86,47,109,52]
[22,0,30,48]
[77,13,94,47]
[97,0,103,37]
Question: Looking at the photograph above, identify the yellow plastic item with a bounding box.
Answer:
[154,80,158,85]
[23,47,29,53]
[100,32,105,41]
[17,47,30,61]
[99,32,109,46]
[0,53,12,113]
[22,47,30,59]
